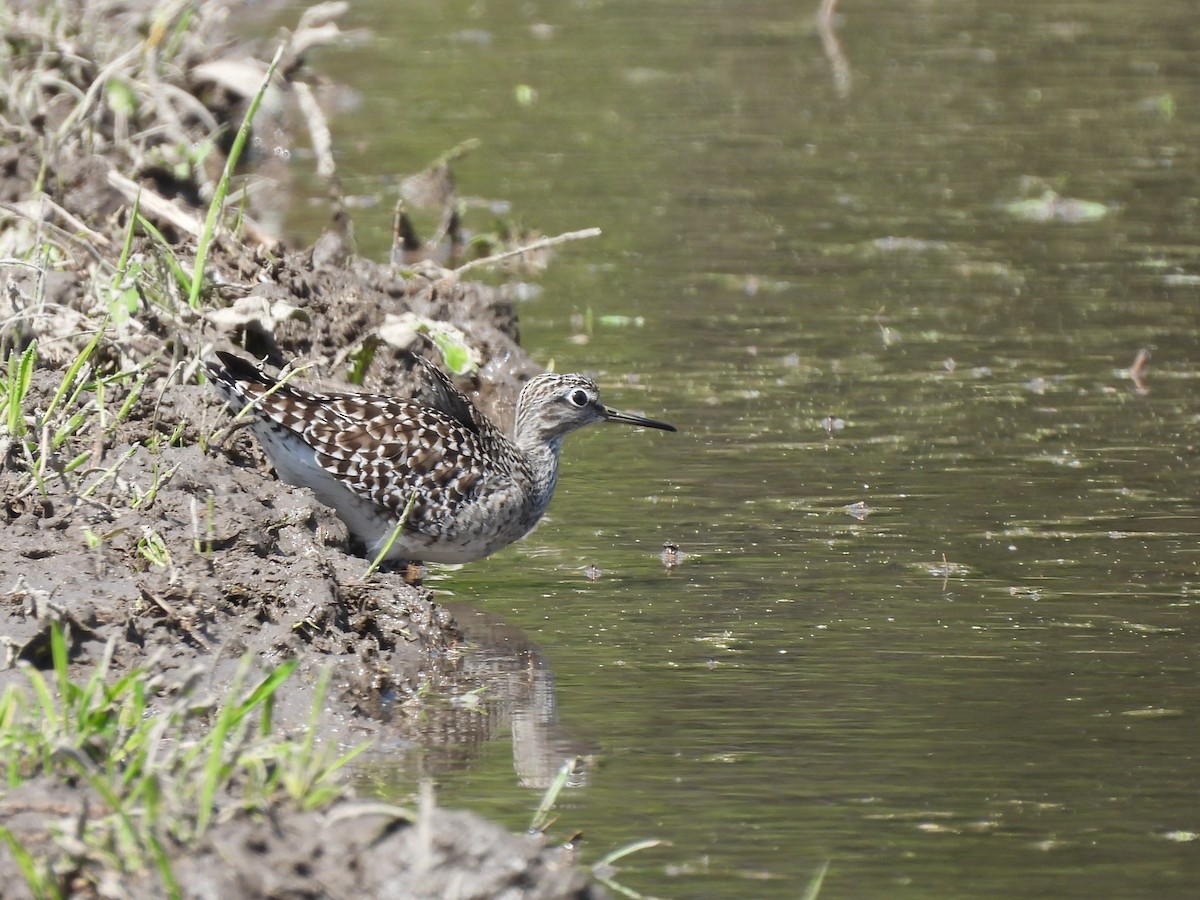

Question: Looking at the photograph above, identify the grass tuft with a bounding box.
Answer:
[0,623,365,897]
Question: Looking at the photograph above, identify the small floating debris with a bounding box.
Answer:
[1003,190,1109,223]
[1120,621,1182,635]
[623,67,670,85]
[1163,831,1199,843]
[845,501,872,521]
[1119,707,1183,718]
[1032,838,1071,852]
[914,559,972,578]
[1008,586,1043,601]
[1162,273,1200,286]
[660,541,683,570]
[596,314,645,328]
[916,822,960,834]
[1124,347,1151,395]
[878,323,901,347]
[699,273,792,296]
[872,236,949,253]
[1136,93,1175,120]
[448,29,493,46]
[701,752,747,764]
[694,630,735,651]
[514,84,538,107]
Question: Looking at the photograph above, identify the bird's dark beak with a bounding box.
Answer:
[602,406,677,432]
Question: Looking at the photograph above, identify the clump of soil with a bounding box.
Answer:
[0,0,599,896]
[128,801,597,900]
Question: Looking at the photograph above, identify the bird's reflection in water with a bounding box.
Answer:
[368,602,593,791]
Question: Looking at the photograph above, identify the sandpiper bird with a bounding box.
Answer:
[206,350,676,564]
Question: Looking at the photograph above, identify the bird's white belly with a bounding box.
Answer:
[256,422,544,564]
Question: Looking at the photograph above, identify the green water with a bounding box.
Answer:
[282,1,1200,896]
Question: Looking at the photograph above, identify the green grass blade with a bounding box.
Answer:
[301,668,328,759]
[111,189,140,319]
[589,875,646,900]
[162,5,195,63]
[188,42,286,308]
[75,767,146,873]
[236,659,298,720]
[196,659,296,832]
[146,831,182,900]
[17,663,55,720]
[800,860,831,900]
[529,756,577,834]
[0,826,60,900]
[50,623,71,726]
[195,663,244,834]
[592,838,665,869]
[41,318,108,426]
[318,741,373,781]
[114,373,148,423]
[3,344,36,439]
[362,493,417,579]
[16,665,58,773]
[63,449,94,474]
[115,193,139,281]
[136,215,192,294]
[49,409,88,450]
[0,685,20,733]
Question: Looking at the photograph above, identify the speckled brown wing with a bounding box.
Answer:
[300,393,503,535]
[207,351,512,536]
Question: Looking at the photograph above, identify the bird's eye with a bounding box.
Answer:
[568,389,589,407]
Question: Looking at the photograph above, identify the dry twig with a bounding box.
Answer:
[452,227,602,276]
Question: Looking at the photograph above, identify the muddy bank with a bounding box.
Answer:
[0,0,601,895]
